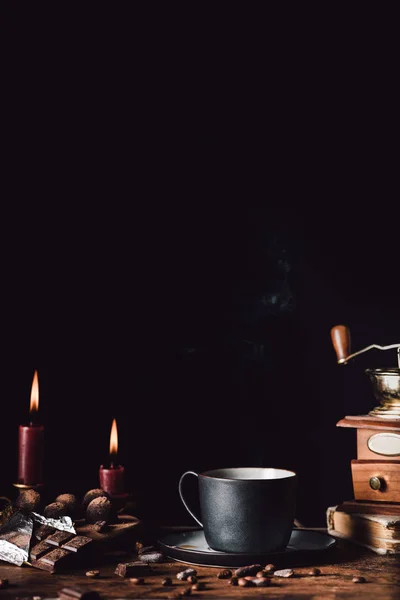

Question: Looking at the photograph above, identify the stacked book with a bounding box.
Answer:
[327,501,400,555]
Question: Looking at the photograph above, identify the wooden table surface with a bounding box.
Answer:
[0,529,399,599]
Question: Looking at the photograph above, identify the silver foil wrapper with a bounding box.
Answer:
[0,511,33,566]
[0,511,76,566]
[32,512,76,533]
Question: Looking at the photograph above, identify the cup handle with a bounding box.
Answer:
[178,470,203,527]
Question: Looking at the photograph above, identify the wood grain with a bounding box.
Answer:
[351,460,400,502]
[337,500,400,516]
[337,415,400,431]
[357,429,400,460]
[0,533,400,599]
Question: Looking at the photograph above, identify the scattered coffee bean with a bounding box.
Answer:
[177,586,192,597]
[244,576,254,581]
[187,575,197,584]
[228,577,239,586]
[217,569,232,579]
[308,567,321,576]
[264,563,276,573]
[192,582,206,591]
[352,576,366,583]
[177,568,197,581]
[274,568,294,578]
[162,577,173,586]
[130,577,145,584]
[86,570,100,578]
[256,570,268,578]
[238,577,252,587]
[0,578,9,589]
[235,564,263,577]
[252,577,270,587]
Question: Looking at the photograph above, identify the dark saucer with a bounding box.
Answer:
[158,528,337,568]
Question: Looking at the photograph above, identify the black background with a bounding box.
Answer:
[1,3,399,529]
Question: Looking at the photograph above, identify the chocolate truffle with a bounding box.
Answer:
[55,494,78,516]
[86,496,112,524]
[82,488,109,509]
[44,501,68,519]
[15,489,41,513]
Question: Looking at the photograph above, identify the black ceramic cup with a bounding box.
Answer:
[179,467,297,553]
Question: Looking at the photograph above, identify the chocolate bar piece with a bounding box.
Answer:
[58,587,102,600]
[34,548,73,573]
[62,535,93,553]
[30,540,54,560]
[45,530,75,547]
[30,529,93,573]
[114,560,150,578]
[33,524,55,541]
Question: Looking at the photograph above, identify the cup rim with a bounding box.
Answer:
[200,467,297,481]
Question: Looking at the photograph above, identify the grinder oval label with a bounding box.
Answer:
[367,433,400,456]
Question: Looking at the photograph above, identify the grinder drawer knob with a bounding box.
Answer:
[369,476,383,491]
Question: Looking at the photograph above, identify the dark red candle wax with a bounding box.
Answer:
[99,464,125,496]
[99,418,125,496]
[18,370,44,485]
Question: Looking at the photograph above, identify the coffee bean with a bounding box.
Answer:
[177,586,192,597]
[308,567,321,576]
[352,576,366,583]
[162,577,173,586]
[86,570,100,578]
[264,563,276,573]
[274,568,294,577]
[235,564,263,577]
[192,582,206,591]
[177,568,197,581]
[253,577,270,587]
[0,579,9,589]
[228,577,238,586]
[238,578,252,587]
[130,577,145,584]
[187,575,197,584]
[217,569,232,579]
[256,570,268,578]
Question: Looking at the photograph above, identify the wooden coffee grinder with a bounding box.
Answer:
[331,325,400,514]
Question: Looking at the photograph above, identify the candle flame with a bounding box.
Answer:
[109,418,118,455]
[30,370,39,413]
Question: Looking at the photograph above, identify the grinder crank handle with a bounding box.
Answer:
[331,324,400,366]
[331,325,351,364]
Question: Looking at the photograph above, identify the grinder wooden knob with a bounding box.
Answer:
[331,325,351,364]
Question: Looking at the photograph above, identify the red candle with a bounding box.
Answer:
[18,370,44,486]
[99,419,125,496]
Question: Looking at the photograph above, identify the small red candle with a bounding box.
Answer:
[99,419,125,496]
[18,370,44,486]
